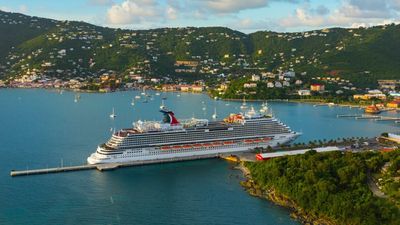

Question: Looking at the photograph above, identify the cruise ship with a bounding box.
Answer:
[87,106,300,164]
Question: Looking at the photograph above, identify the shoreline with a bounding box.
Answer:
[236,162,337,225]
[0,87,374,109]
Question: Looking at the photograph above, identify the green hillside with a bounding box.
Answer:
[0,10,399,86]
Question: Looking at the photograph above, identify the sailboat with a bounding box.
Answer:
[240,97,248,110]
[160,99,166,109]
[212,107,218,119]
[74,93,80,103]
[260,101,269,113]
[110,108,116,118]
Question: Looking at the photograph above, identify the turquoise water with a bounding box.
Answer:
[0,89,399,225]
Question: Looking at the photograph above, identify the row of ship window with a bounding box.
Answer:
[116,130,285,146]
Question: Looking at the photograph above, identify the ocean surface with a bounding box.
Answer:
[0,89,399,225]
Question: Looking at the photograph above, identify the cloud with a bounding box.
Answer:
[107,0,162,24]
[202,0,269,13]
[19,5,28,14]
[314,5,329,16]
[0,6,11,12]
[106,0,305,26]
[279,0,400,30]
[166,6,178,20]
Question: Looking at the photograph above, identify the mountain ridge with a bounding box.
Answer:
[1,10,399,87]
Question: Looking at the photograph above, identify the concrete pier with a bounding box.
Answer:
[337,114,362,118]
[355,116,381,120]
[10,154,221,177]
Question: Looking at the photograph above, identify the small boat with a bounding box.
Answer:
[160,100,166,109]
[212,107,218,119]
[193,144,202,148]
[135,95,141,99]
[155,93,161,96]
[365,104,381,114]
[162,96,167,100]
[177,94,181,97]
[143,99,148,103]
[110,108,116,118]
[141,92,146,96]
[240,97,247,110]
[212,142,222,146]
[260,101,268,113]
[74,93,80,103]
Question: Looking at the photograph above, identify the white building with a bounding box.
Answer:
[283,71,295,78]
[244,83,257,88]
[283,81,290,87]
[275,81,282,88]
[251,74,260,81]
[295,80,303,85]
[298,90,311,96]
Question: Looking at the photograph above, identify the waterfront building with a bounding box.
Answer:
[387,100,400,108]
[310,84,325,92]
[298,90,311,96]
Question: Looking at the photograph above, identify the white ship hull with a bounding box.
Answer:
[87,134,298,164]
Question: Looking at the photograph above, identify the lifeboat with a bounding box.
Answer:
[172,145,182,149]
[161,146,171,150]
[244,139,254,143]
[193,143,202,148]
[262,137,272,141]
[183,145,192,149]
[253,139,262,143]
[212,142,223,146]
[223,141,234,145]
[203,143,213,147]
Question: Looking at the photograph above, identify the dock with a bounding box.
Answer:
[355,115,381,120]
[337,114,400,123]
[337,114,362,118]
[10,154,221,177]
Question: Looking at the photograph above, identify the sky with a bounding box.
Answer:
[1,0,400,33]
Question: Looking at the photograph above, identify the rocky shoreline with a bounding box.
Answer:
[237,162,337,225]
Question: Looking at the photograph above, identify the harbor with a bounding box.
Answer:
[3,89,400,225]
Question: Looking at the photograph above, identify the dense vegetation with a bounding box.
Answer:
[1,10,400,87]
[246,151,400,225]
